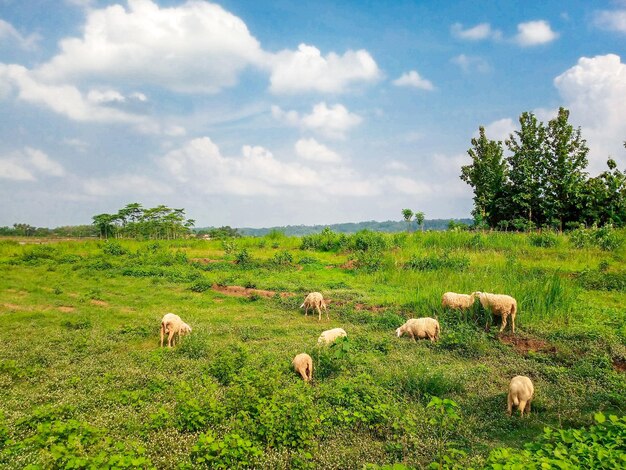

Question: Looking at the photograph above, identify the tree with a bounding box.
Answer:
[401,209,413,232]
[543,107,589,231]
[92,214,116,239]
[505,112,546,228]
[415,211,425,231]
[460,127,508,227]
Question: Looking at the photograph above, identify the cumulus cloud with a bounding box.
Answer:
[392,70,434,90]
[451,54,491,73]
[554,54,626,172]
[0,19,40,50]
[268,43,381,94]
[385,160,409,171]
[83,174,170,196]
[272,102,362,139]
[35,0,263,93]
[451,22,501,41]
[0,147,65,181]
[593,9,626,33]
[481,118,516,142]
[295,138,341,163]
[514,20,559,46]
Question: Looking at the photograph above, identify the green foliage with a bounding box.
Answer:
[404,252,469,271]
[174,380,225,432]
[529,231,558,248]
[102,240,127,255]
[190,277,213,292]
[272,250,294,266]
[485,413,626,469]
[569,225,622,251]
[576,270,626,292]
[301,227,348,251]
[208,345,248,386]
[189,431,262,469]
[235,248,253,266]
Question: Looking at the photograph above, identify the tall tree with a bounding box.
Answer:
[415,211,425,231]
[460,127,507,227]
[543,107,589,230]
[401,209,413,232]
[92,214,116,239]
[505,112,546,228]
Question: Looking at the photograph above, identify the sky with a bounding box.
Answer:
[0,0,625,228]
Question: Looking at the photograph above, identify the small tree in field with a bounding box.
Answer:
[402,209,413,232]
[415,211,425,231]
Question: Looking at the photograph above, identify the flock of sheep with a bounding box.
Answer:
[159,289,533,418]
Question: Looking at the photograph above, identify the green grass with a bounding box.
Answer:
[0,231,624,468]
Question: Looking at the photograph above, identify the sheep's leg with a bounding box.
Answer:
[410,331,416,343]
[298,368,308,381]
[507,394,513,416]
[518,399,527,417]
[511,313,516,334]
[525,401,531,416]
[500,313,508,333]
[304,305,309,317]
[167,329,175,348]
[160,324,165,348]
[316,304,322,321]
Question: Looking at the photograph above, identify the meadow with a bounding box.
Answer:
[0,228,624,469]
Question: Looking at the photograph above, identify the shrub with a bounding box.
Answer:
[350,230,388,252]
[190,278,213,292]
[300,227,347,252]
[174,380,225,432]
[576,270,626,292]
[404,252,469,271]
[272,250,293,266]
[485,413,626,469]
[102,240,127,255]
[235,248,252,266]
[208,345,248,386]
[569,225,622,251]
[529,231,558,248]
[189,431,262,469]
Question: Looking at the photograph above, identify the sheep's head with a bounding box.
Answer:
[180,323,192,335]
[470,291,482,299]
[395,326,404,337]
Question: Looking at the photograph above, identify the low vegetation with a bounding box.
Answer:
[0,228,624,468]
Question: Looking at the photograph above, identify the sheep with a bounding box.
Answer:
[472,292,518,334]
[292,353,313,382]
[160,313,192,348]
[442,292,476,310]
[301,292,328,321]
[396,317,440,342]
[507,375,534,417]
[317,327,347,345]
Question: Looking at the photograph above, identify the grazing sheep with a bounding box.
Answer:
[472,292,518,334]
[396,317,440,342]
[292,353,313,382]
[160,313,192,348]
[508,375,534,417]
[442,292,476,310]
[301,292,328,321]
[317,327,347,345]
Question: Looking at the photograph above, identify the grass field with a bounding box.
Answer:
[0,229,624,469]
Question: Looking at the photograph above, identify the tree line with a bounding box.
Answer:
[92,203,195,239]
[460,107,626,231]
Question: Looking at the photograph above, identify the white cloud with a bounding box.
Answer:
[0,63,145,124]
[35,0,263,94]
[385,160,409,171]
[0,19,40,50]
[451,22,501,41]
[514,20,559,46]
[393,70,434,90]
[0,147,65,181]
[554,54,626,172]
[482,118,516,142]
[272,102,362,139]
[451,54,491,73]
[63,138,90,151]
[83,174,170,196]
[593,9,626,33]
[268,43,380,94]
[295,138,341,163]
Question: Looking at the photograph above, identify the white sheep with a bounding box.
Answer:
[317,327,347,345]
[507,375,534,417]
[396,317,440,342]
[301,292,328,321]
[473,292,518,334]
[442,292,476,310]
[292,353,313,382]
[160,313,192,348]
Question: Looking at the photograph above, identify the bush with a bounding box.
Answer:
[485,413,626,469]
[190,278,213,292]
[208,345,248,386]
[570,225,622,251]
[174,381,225,432]
[529,231,558,248]
[576,270,626,292]
[235,248,252,266]
[350,230,388,252]
[189,431,262,469]
[272,250,293,266]
[301,227,347,252]
[404,252,469,271]
[102,240,127,255]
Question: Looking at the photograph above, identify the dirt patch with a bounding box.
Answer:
[355,303,387,312]
[90,299,109,307]
[613,358,626,373]
[340,259,357,270]
[58,306,75,313]
[499,334,557,355]
[2,303,24,311]
[191,258,234,265]
[211,284,295,299]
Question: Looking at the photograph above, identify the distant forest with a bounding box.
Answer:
[205,219,473,237]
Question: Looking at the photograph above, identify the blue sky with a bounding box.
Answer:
[1,0,625,228]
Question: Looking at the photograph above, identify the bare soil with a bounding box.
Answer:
[499,334,557,355]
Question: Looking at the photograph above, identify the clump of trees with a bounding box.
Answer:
[461,107,626,230]
[92,203,195,239]
[0,224,97,237]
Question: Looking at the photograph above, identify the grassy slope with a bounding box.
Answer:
[0,232,624,469]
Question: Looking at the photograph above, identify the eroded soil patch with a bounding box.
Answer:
[211,284,295,299]
[613,357,626,373]
[58,306,75,313]
[191,258,234,265]
[499,334,557,355]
